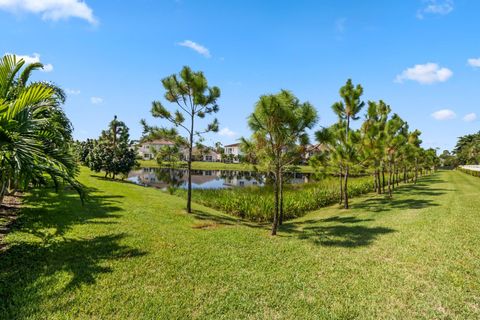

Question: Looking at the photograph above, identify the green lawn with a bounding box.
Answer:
[1,169,479,319]
[138,159,315,173]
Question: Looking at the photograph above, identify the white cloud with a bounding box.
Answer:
[0,0,97,24]
[66,88,80,95]
[431,109,456,120]
[467,58,480,68]
[395,63,452,84]
[218,127,236,137]
[177,40,211,58]
[417,0,454,19]
[5,52,53,72]
[42,63,53,72]
[90,96,103,104]
[463,113,477,122]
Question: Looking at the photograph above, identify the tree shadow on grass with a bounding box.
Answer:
[280,216,394,248]
[190,209,268,230]
[17,185,124,240]
[0,233,145,318]
[0,186,146,318]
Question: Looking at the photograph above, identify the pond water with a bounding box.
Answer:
[127,167,312,190]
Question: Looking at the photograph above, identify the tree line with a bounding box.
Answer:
[0,56,441,236]
[140,67,440,236]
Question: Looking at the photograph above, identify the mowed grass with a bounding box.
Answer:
[138,159,315,173]
[0,169,479,319]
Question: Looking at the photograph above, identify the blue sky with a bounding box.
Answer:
[1,0,479,151]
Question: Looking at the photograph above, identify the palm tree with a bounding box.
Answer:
[0,54,83,204]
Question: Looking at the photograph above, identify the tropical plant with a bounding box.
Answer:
[0,54,83,204]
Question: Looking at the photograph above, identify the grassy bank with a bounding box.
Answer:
[178,176,373,222]
[138,159,315,173]
[1,169,479,319]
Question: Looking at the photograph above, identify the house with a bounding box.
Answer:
[183,146,221,162]
[223,143,242,163]
[137,139,176,160]
[302,143,326,163]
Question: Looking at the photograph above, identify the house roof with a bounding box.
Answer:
[191,147,219,156]
[224,143,241,148]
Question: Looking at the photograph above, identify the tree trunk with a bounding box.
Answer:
[0,179,7,206]
[388,166,393,198]
[271,166,280,236]
[382,168,386,193]
[339,167,343,205]
[343,166,349,209]
[278,170,284,226]
[187,116,194,213]
[376,170,381,194]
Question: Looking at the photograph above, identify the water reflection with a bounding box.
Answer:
[128,168,311,190]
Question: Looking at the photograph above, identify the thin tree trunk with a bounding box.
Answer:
[339,166,343,205]
[279,170,284,226]
[388,166,393,198]
[377,170,382,194]
[271,165,280,236]
[343,166,349,209]
[0,179,7,206]
[187,115,194,213]
[382,168,386,193]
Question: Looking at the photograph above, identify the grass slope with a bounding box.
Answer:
[138,160,315,173]
[0,169,479,319]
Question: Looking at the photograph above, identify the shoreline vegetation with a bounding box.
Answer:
[176,176,374,221]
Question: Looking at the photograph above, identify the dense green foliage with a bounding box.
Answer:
[313,80,439,208]
[453,131,480,165]
[1,169,479,319]
[78,116,136,179]
[241,90,318,234]
[0,54,83,205]
[179,176,373,222]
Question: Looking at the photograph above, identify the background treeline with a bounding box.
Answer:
[439,131,480,167]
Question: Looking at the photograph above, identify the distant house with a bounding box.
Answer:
[137,139,176,160]
[183,146,221,162]
[302,144,326,163]
[224,143,242,163]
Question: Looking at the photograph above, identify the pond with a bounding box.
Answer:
[127,167,313,190]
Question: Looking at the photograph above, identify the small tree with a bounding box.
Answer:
[147,66,220,213]
[330,79,364,209]
[244,90,317,235]
[87,116,137,179]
